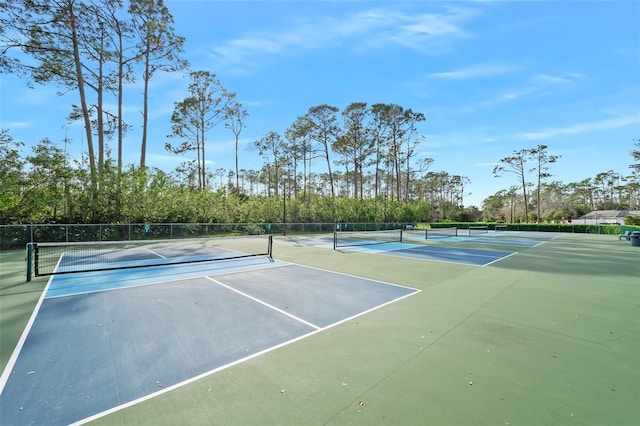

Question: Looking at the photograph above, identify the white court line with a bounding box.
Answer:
[0,250,69,392]
[482,251,519,267]
[282,262,421,294]
[0,275,55,393]
[145,248,167,259]
[204,276,322,330]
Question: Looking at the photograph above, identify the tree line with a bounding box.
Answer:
[0,125,475,224]
[485,141,640,223]
[2,127,639,225]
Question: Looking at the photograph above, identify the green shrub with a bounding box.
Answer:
[624,215,640,226]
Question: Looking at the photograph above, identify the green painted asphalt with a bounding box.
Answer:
[1,233,638,425]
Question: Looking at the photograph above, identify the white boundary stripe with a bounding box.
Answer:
[205,276,322,330]
[71,284,420,425]
[0,251,67,392]
[481,251,519,267]
[145,248,167,259]
[0,274,54,394]
[285,261,421,293]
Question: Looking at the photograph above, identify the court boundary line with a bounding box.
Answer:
[279,261,422,294]
[482,251,519,267]
[205,276,322,330]
[145,248,167,259]
[70,271,421,426]
[0,274,55,393]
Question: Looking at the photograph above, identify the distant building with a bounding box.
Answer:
[576,210,640,225]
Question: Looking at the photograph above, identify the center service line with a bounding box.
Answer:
[204,276,321,330]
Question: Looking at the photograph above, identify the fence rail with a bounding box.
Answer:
[0,222,629,250]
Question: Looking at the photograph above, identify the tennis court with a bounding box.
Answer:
[1,245,419,425]
[296,229,520,266]
[1,231,638,425]
[335,241,516,266]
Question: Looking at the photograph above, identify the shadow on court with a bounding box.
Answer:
[0,262,418,425]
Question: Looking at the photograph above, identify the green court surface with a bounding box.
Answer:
[1,232,639,425]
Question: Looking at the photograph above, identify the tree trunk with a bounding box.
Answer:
[140,46,151,168]
[69,3,97,201]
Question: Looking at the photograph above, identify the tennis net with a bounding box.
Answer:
[468,226,489,236]
[425,227,458,239]
[26,234,273,280]
[333,229,403,249]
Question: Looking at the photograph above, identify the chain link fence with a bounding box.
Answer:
[0,222,626,250]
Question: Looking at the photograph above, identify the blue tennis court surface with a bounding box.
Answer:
[291,231,526,265]
[417,236,541,247]
[390,244,516,265]
[337,242,517,266]
[44,255,279,298]
[403,229,558,247]
[0,260,419,425]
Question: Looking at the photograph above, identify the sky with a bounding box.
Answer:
[1,0,639,207]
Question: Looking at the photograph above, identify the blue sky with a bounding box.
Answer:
[1,0,639,207]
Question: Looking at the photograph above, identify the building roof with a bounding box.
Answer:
[578,210,640,219]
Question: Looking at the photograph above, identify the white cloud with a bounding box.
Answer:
[476,161,500,168]
[517,114,640,141]
[532,74,573,85]
[2,121,31,128]
[207,6,476,73]
[240,99,271,108]
[429,64,518,80]
[481,73,582,107]
[144,153,194,168]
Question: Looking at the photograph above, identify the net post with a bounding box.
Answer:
[33,243,39,278]
[400,229,403,243]
[333,231,337,250]
[26,243,33,282]
[268,234,273,258]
